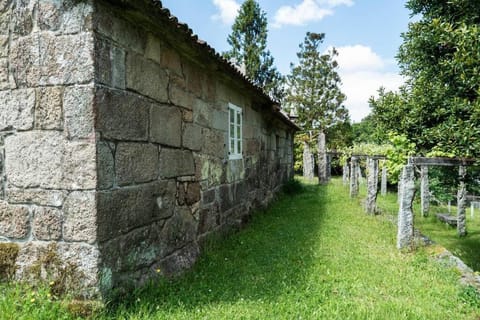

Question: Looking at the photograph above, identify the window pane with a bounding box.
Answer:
[230,109,234,123]
[230,124,235,137]
[230,139,235,153]
[237,139,241,154]
[237,125,241,138]
[236,111,241,126]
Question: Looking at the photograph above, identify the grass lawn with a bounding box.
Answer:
[1,178,480,319]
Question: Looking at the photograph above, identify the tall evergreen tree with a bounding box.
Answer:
[224,0,284,101]
[286,32,348,132]
[287,32,349,182]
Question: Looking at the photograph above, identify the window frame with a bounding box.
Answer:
[228,103,243,160]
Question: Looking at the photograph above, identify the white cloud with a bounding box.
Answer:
[334,45,404,122]
[334,45,384,72]
[211,0,240,25]
[273,0,353,28]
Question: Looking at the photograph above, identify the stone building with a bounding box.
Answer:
[0,0,298,297]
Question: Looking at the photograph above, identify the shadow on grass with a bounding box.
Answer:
[106,182,327,316]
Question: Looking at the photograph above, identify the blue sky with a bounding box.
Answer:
[161,0,412,122]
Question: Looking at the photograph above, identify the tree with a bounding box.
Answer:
[286,32,348,132]
[391,0,480,156]
[286,32,349,182]
[223,0,284,101]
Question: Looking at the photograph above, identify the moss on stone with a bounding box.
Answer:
[0,242,20,281]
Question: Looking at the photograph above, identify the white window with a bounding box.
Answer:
[228,103,242,160]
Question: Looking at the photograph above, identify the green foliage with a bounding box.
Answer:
[223,0,284,101]
[286,32,349,132]
[459,285,480,308]
[385,133,416,184]
[368,0,480,157]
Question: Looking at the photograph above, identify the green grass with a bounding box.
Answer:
[2,178,480,319]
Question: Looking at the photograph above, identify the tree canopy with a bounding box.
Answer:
[369,0,480,157]
[286,32,348,133]
[223,0,284,101]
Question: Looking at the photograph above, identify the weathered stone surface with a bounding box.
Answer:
[197,204,220,236]
[145,33,161,64]
[317,132,328,184]
[6,188,66,207]
[115,143,159,186]
[350,157,359,198]
[202,129,226,158]
[32,207,62,241]
[0,89,35,131]
[95,38,125,89]
[10,32,94,86]
[159,208,197,256]
[381,164,387,196]
[126,52,168,103]
[201,188,216,205]
[95,88,149,141]
[182,123,202,151]
[97,181,175,242]
[420,165,429,217]
[150,104,182,147]
[160,46,182,76]
[35,86,63,130]
[219,184,233,212]
[63,191,96,244]
[159,242,199,276]
[0,201,29,239]
[343,162,349,186]
[37,0,93,34]
[63,85,95,139]
[0,35,7,57]
[15,242,100,296]
[177,182,200,206]
[457,166,467,237]
[0,57,9,90]
[95,6,145,54]
[99,222,164,274]
[226,159,245,183]
[397,164,415,249]
[159,148,195,178]
[366,158,379,214]
[5,131,96,189]
[303,141,314,180]
[193,98,211,127]
[169,74,194,109]
[96,140,114,190]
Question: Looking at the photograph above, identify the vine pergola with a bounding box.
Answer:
[397,157,476,249]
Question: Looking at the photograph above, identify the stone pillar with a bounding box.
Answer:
[350,157,359,198]
[343,161,349,186]
[397,164,415,249]
[302,141,314,179]
[366,157,379,214]
[381,162,387,196]
[397,170,403,205]
[420,165,430,217]
[317,131,328,184]
[457,166,467,237]
[357,165,364,185]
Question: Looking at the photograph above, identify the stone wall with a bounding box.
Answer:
[0,0,296,297]
[0,0,99,297]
